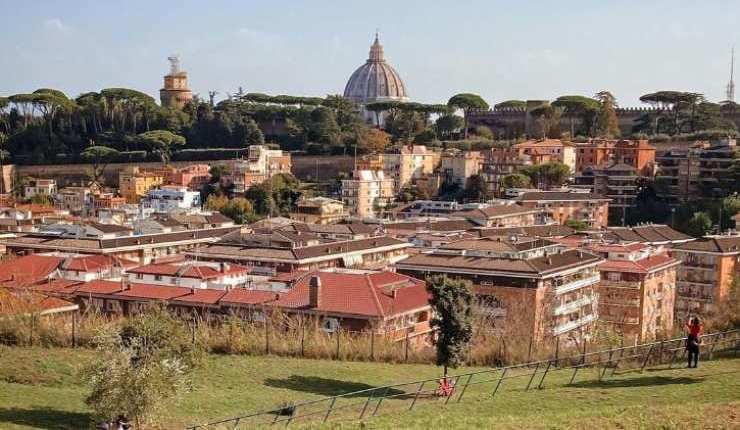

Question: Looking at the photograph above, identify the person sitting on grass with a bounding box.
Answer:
[686,317,703,368]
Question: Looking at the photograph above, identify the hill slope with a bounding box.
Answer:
[0,346,737,429]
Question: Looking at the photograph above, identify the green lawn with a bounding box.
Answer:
[0,346,738,429]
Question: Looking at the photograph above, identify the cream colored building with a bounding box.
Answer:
[341,170,395,219]
[227,145,292,193]
[290,197,347,224]
[440,150,483,185]
[382,145,439,190]
[512,139,577,173]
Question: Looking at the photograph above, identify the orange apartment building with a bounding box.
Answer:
[517,191,610,229]
[670,235,740,322]
[397,235,603,341]
[118,166,166,203]
[169,164,211,190]
[574,139,656,175]
[585,242,679,341]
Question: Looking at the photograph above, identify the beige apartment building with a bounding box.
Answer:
[341,170,395,219]
[670,235,740,321]
[289,196,347,224]
[226,145,292,193]
[382,145,439,190]
[439,149,483,186]
[511,139,577,173]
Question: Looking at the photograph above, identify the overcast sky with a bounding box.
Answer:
[1,0,738,106]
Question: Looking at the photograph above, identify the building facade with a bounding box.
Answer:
[517,191,610,228]
[341,170,395,218]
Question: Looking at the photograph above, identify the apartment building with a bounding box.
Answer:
[670,235,740,321]
[574,163,644,223]
[187,225,411,275]
[439,149,483,186]
[382,145,439,190]
[587,242,679,341]
[655,138,738,204]
[517,191,610,228]
[144,185,202,213]
[574,139,656,175]
[24,178,57,199]
[341,170,395,219]
[119,166,166,203]
[480,147,533,198]
[511,139,577,172]
[452,203,541,228]
[125,261,251,290]
[396,235,603,341]
[226,145,292,193]
[289,196,347,224]
[168,164,211,190]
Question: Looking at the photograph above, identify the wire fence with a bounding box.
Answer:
[185,329,740,429]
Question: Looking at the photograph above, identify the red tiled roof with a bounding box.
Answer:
[116,283,191,300]
[220,288,280,305]
[73,280,126,295]
[170,288,228,305]
[274,271,429,318]
[600,254,679,274]
[0,255,63,287]
[126,262,249,280]
[61,255,138,272]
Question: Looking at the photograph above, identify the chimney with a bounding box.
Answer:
[391,288,398,299]
[308,275,321,308]
[220,262,226,273]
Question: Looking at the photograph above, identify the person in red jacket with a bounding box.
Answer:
[686,317,703,368]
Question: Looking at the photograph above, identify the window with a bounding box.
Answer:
[154,275,163,281]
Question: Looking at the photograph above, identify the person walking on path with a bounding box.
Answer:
[686,317,703,368]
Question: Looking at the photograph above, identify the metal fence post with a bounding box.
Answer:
[492,368,508,398]
[640,344,654,373]
[371,386,390,417]
[525,362,541,391]
[600,349,614,381]
[444,376,462,405]
[405,331,410,362]
[359,388,377,420]
[537,360,552,389]
[568,365,580,385]
[456,374,475,402]
[409,381,426,410]
[323,397,337,423]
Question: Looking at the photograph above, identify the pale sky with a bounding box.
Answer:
[1,0,738,106]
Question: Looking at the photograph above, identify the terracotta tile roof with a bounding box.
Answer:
[116,283,192,300]
[398,249,601,277]
[61,255,138,272]
[518,192,609,202]
[170,288,228,305]
[478,225,575,238]
[274,271,429,318]
[0,255,63,287]
[600,254,679,274]
[33,279,81,293]
[126,262,249,279]
[440,237,556,252]
[89,222,132,234]
[73,280,125,295]
[587,242,648,253]
[607,225,693,244]
[384,220,477,233]
[672,236,740,253]
[220,288,280,305]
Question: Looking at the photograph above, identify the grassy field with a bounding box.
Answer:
[0,346,738,429]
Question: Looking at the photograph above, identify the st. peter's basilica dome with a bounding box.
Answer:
[343,34,408,105]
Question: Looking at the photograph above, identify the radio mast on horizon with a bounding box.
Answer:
[727,47,735,102]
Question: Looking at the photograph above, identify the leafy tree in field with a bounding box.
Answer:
[428,276,473,378]
[136,130,186,165]
[83,307,202,429]
[448,93,489,139]
[500,173,531,190]
[81,145,120,184]
[595,91,620,138]
[494,100,526,110]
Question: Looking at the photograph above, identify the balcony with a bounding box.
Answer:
[601,280,640,290]
[600,316,640,325]
[553,295,594,316]
[677,292,714,302]
[677,279,714,287]
[553,313,596,336]
[555,274,600,295]
[601,297,640,307]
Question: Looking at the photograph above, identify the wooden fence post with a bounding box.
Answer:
[404,331,410,362]
[71,311,77,348]
[335,330,340,359]
[300,323,305,357]
[265,320,270,355]
[370,330,375,361]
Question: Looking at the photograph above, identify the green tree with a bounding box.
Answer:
[519,162,570,189]
[220,197,257,224]
[136,130,186,165]
[494,100,526,110]
[428,276,473,378]
[448,93,489,139]
[499,173,531,190]
[529,103,561,139]
[462,174,486,202]
[81,145,120,184]
[685,211,713,237]
[565,219,590,231]
[82,307,202,429]
[595,91,620,138]
[243,118,265,146]
[551,95,600,137]
[435,114,464,140]
[474,125,493,140]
